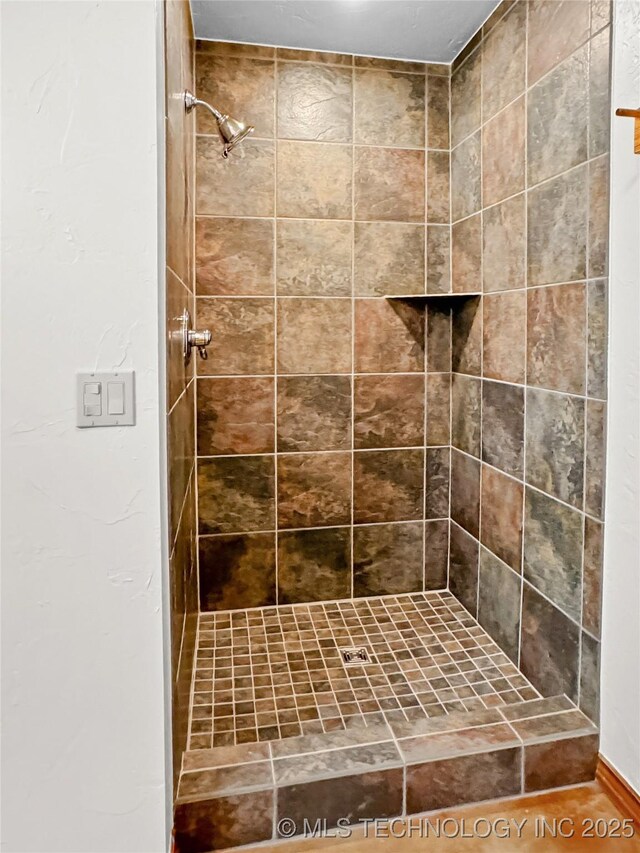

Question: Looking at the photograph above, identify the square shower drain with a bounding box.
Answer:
[340,647,371,665]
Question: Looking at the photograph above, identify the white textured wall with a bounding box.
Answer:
[601,0,640,798]
[0,2,170,851]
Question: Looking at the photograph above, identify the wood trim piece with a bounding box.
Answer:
[597,755,640,828]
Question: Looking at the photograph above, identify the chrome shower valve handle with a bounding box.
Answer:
[180,310,212,364]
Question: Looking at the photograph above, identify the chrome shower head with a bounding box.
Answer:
[184,90,254,158]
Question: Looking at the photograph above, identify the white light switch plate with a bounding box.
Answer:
[76,371,135,428]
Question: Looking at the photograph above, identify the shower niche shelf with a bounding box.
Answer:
[384,292,481,300]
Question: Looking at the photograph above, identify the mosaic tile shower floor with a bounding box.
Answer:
[187,590,541,749]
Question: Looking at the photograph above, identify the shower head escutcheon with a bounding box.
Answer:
[184,90,254,158]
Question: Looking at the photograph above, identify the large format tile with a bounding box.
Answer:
[355,68,425,148]
[481,1,526,120]
[354,223,425,296]
[520,584,580,701]
[583,517,603,638]
[589,154,610,279]
[483,194,526,292]
[277,527,351,604]
[450,450,480,539]
[587,278,608,399]
[527,166,588,287]
[425,519,449,589]
[589,26,611,158]
[451,48,481,148]
[528,0,590,85]
[197,297,274,375]
[277,298,352,374]
[451,214,481,293]
[353,449,424,523]
[198,456,275,534]
[478,549,521,663]
[353,522,424,596]
[451,297,482,375]
[276,220,352,297]
[426,373,451,446]
[354,298,424,373]
[277,452,351,529]
[196,217,274,296]
[483,291,526,383]
[277,375,351,453]
[427,73,450,150]
[277,141,352,219]
[523,488,583,622]
[525,388,585,507]
[585,399,606,518]
[449,522,479,618]
[451,374,481,457]
[354,374,425,449]
[426,305,451,372]
[426,226,452,294]
[451,132,481,222]
[278,61,352,141]
[427,151,450,223]
[425,447,450,519]
[197,377,274,455]
[198,532,276,610]
[527,283,586,395]
[174,790,274,852]
[354,147,425,222]
[481,381,524,479]
[195,54,275,137]
[524,734,599,792]
[482,97,525,207]
[197,137,275,217]
[480,465,523,572]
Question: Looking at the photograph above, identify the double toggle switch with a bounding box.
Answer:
[77,371,135,427]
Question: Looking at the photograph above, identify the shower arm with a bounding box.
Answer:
[184,91,224,122]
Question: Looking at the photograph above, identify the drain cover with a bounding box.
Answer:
[340,647,371,665]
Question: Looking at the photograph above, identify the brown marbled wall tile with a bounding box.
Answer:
[353,449,424,523]
[277,219,352,297]
[483,97,525,208]
[483,291,526,383]
[425,519,449,589]
[527,165,588,287]
[406,747,521,814]
[451,297,482,375]
[481,1,526,120]
[478,549,522,663]
[452,214,481,293]
[167,269,193,411]
[198,532,276,610]
[354,298,425,372]
[483,194,526,292]
[277,375,351,452]
[174,790,274,851]
[277,452,351,529]
[481,381,524,478]
[528,47,588,187]
[524,734,598,792]
[451,48,481,148]
[580,632,600,723]
[426,305,451,372]
[197,41,276,59]
[353,522,424,596]
[426,447,450,519]
[277,768,403,831]
[197,297,274,375]
[277,298,352,374]
[450,450,481,539]
[279,47,352,65]
[426,151,450,223]
[527,283,586,394]
[591,0,611,34]
[427,73,450,150]
[195,54,275,137]
[449,522,479,617]
[583,517,603,638]
[355,56,425,73]
[168,383,195,546]
[587,278,608,399]
[589,154,610,279]
[525,388,585,507]
[354,147,425,222]
[198,455,275,534]
[523,488,584,622]
[196,137,275,217]
[277,143,351,221]
[426,373,451,447]
[451,374,481,457]
[528,0,591,85]
[354,374,425,449]
[451,132,481,222]
[520,581,580,701]
[585,399,606,518]
[481,465,523,572]
[354,223,424,296]
[355,69,425,148]
[278,62,352,142]
[196,217,274,296]
[589,27,612,158]
[197,377,275,455]
[278,527,351,604]
[426,226,451,294]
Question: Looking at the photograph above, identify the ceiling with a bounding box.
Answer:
[189,0,501,65]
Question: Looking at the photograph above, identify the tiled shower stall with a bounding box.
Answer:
[165,0,610,848]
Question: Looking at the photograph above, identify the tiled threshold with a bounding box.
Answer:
[175,594,599,852]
